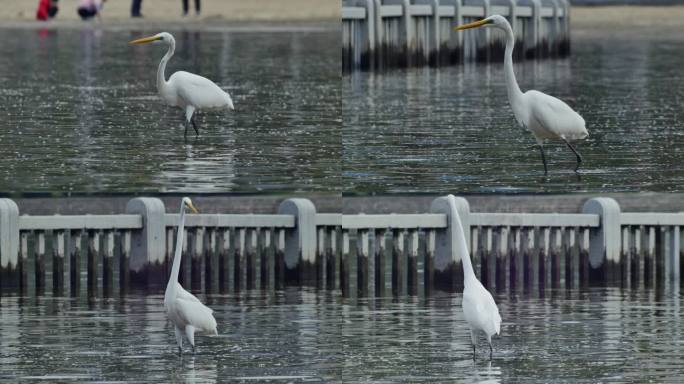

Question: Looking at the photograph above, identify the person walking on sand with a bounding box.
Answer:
[131,0,143,17]
[77,0,105,20]
[182,0,200,16]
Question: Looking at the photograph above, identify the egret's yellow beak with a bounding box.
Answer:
[129,35,161,45]
[453,19,491,31]
[186,201,199,214]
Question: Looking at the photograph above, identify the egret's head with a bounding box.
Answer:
[129,32,174,45]
[453,15,508,32]
[182,197,199,213]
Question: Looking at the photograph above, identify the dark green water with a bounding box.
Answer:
[343,30,684,194]
[0,27,340,194]
[0,288,682,382]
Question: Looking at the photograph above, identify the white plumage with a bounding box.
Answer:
[455,15,588,174]
[164,197,218,354]
[447,195,501,359]
[130,32,234,137]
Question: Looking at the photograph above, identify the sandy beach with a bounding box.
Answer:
[0,0,339,22]
[572,5,684,28]
[0,3,681,29]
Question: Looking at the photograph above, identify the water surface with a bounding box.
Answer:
[343,29,684,194]
[1,288,682,382]
[0,26,340,194]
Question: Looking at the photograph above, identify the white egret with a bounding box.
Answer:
[454,15,588,174]
[450,196,501,359]
[129,32,234,137]
[164,197,218,354]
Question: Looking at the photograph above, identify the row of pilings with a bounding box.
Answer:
[342,0,571,71]
[0,196,682,297]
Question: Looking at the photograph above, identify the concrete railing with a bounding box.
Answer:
[0,197,342,295]
[340,195,682,296]
[342,0,570,70]
[1,195,681,296]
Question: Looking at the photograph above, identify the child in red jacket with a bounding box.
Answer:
[36,0,59,21]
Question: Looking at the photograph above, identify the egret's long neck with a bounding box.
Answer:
[452,207,476,281]
[502,23,523,104]
[167,204,185,291]
[157,40,175,93]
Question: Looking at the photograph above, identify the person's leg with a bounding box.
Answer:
[182,0,189,15]
[131,0,142,17]
[195,0,201,14]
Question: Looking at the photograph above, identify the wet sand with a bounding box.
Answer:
[0,0,338,22]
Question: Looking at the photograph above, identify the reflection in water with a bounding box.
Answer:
[0,27,339,193]
[343,29,684,193]
[0,288,682,382]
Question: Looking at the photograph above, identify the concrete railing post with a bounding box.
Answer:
[0,199,20,290]
[529,0,541,58]
[430,194,470,291]
[278,198,317,286]
[364,0,376,68]
[374,0,384,67]
[126,197,166,289]
[582,198,621,285]
[429,0,441,65]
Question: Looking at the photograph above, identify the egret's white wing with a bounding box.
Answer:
[527,90,586,140]
[170,71,234,110]
[175,284,202,303]
[463,282,502,337]
[174,296,218,334]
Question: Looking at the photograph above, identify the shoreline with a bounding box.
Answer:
[0,0,339,23]
[571,5,684,28]
[0,19,338,32]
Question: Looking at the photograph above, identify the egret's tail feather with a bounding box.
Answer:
[225,92,234,110]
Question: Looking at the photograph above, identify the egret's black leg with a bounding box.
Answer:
[562,138,583,172]
[184,121,189,138]
[489,343,493,360]
[538,144,548,175]
[191,115,199,136]
[178,346,183,355]
[472,344,476,360]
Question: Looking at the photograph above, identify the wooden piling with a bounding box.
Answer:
[219,228,231,293]
[326,227,337,291]
[119,230,132,292]
[52,230,66,295]
[205,228,218,293]
[392,229,405,296]
[261,229,273,290]
[87,230,99,296]
[407,229,419,296]
[275,229,286,290]
[234,228,246,292]
[70,230,82,296]
[424,229,435,295]
[35,232,46,294]
[341,231,350,297]
[19,231,28,292]
[509,227,522,290]
[103,231,114,296]
[357,229,370,297]
[246,228,257,290]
